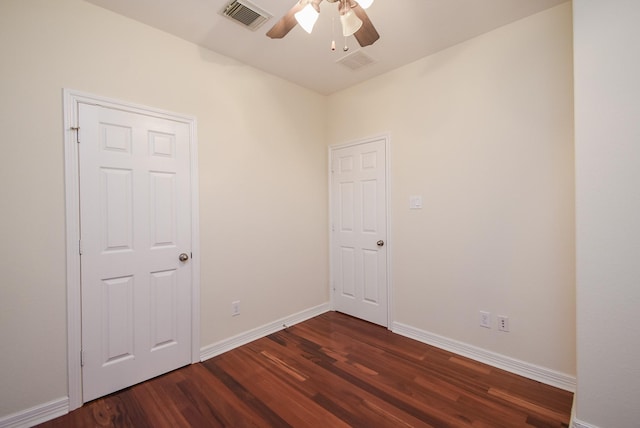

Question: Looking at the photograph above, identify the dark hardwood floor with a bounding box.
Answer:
[38,311,573,427]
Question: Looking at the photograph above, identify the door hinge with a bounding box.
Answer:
[70,126,80,143]
[78,239,83,255]
[80,350,85,367]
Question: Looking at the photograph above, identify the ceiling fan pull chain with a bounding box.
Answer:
[339,0,349,50]
[331,17,336,51]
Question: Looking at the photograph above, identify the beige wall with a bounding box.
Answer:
[574,1,640,426]
[0,0,328,417]
[328,3,575,375]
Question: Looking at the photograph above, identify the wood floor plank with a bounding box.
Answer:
[248,333,438,426]
[37,311,573,427]
[288,327,501,425]
[229,336,438,427]
[209,346,351,427]
[488,388,570,424]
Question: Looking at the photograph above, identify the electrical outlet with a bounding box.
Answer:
[479,311,491,328]
[497,315,509,332]
[232,300,240,317]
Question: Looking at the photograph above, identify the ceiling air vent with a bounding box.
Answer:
[336,50,376,71]
[221,0,271,31]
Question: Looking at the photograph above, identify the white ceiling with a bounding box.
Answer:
[85,0,568,95]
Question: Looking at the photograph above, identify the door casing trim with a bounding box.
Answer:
[328,134,392,328]
[63,89,201,410]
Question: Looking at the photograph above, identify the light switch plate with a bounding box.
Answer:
[409,195,423,209]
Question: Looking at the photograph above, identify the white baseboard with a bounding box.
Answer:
[391,321,576,392]
[200,303,331,361]
[561,395,601,428]
[573,418,600,428]
[0,397,68,428]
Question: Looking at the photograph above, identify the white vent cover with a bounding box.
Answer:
[221,0,271,31]
[336,50,376,70]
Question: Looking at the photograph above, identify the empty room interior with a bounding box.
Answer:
[0,1,638,427]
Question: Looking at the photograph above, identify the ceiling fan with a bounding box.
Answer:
[266,0,380,48]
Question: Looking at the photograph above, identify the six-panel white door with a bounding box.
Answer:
[79,103,192,402]
[331,138,388,326]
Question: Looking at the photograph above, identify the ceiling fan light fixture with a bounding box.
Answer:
[340,8,363,37]
[266,0,379,47]
[358,0,374,9]
[294,2,320,34]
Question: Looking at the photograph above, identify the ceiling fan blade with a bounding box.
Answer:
[266,2,305,39]
[351,3,380,47]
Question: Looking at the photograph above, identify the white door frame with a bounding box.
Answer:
[63,89,200,410]
[328,134,392,327]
